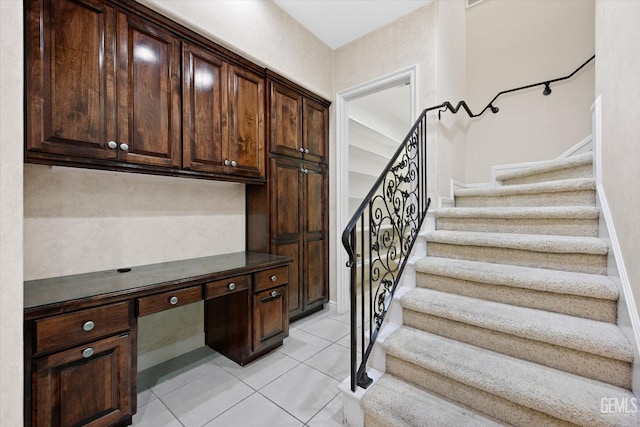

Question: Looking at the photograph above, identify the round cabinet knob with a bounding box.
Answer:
[270,275,277,282]
[271,291,278,298]
[169,296,179,305]
[224,159,231,166]
[298,147,305,153]
[228,282,236,291]
[82,347,94,359]
[107,141,118,149]
[231,160,237,167]
[83,321,95,332]
[119,143,129,151]
[304,148,309,154]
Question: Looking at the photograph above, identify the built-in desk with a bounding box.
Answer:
[23,252,291,427]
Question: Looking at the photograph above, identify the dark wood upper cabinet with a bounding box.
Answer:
[25,0,118,160]
[25,0,266,184]
[116,13,182,168]
[228,65,265,179]
[303,98,329,164]
[182,42,228,174]
[269,81,303,159]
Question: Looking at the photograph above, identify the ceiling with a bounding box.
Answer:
[272,0,433,50]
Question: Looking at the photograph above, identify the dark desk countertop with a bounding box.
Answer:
[24,252,291,318]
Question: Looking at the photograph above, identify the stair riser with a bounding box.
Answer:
[455,190,595,208]
[426,243,607,275]
[436,217,599,237]
[386,356,576,427]
[403,310,632,389]
[500,164,593,186]
[415,273,617,323]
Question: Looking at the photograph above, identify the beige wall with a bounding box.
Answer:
[435,0,467,197]
[465,0,595,183]
[595,0,640,331]
[0,0,23,424]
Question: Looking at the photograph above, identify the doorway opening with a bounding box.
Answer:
[335,66,417,314]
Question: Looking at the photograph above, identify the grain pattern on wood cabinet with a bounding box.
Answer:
[303,164,328,308]
[268,81,303,158]
[228,65,265,178]
[183,42,228,173]
[253,285,288,353]
[116,12,181,167]
[32,334,132,427]
[25,0,118,160]
[303,97,329,164]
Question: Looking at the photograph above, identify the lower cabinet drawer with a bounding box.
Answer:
[205,274,250,299]
[137,286,202,317]
[254,266,288,292]
[34,301,131,355]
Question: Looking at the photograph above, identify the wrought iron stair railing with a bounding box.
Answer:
[341,54,595,392]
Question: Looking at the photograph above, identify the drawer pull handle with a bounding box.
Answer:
[228,282,236,291]
[271,290,278,298]
[82,347,94,359]
[270,275,277,282]
[169,296,179,305]
[83,321,95,332]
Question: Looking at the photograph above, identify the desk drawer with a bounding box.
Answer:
[137,286,202,317]
[254,266,288,292]
[205,274,250,299]
[34,301,131,354]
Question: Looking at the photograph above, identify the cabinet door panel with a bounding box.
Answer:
[271,157,301,238]
[304,164,328,308]
[117,14,181,167]
[183,43,228,173]
[303,98,328,164]
[229,65,264,178]
[274,242,301,317]
[253,286,288,353]
[26,0,117,159]
[33,334,132,427]
[269,81,303,158]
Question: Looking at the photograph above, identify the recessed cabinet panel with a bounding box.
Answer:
[229,65,264,178]
[305,238,327,307]
[253,285,288,353]
[272,157,301,237]
[305,165,325,234]
[269,82,303,158]
[26,0,117,159]
[275,243,301,316]
[183,43,228,173]
[32,333,132,427]
[303,98,329,164]
[117,13,181,167]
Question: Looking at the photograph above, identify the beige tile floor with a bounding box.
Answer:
[132,304,352,427]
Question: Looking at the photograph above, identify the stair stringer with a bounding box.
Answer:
[339,212,435,427]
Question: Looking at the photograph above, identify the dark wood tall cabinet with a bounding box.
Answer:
[248,73,330,320]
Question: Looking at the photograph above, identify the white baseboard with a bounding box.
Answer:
[137,333,205,371]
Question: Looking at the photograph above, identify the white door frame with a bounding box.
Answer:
[335,66,418,314]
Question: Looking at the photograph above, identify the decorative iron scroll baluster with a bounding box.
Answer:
[342,55,594,392]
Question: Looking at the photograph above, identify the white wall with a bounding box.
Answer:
[465,0,595,183]
[0,0,23,424]
[595,0,640,339]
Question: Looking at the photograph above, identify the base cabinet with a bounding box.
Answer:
[253,285,288,353]
[31,333,133,427]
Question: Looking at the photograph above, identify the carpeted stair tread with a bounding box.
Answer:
[433,206,599,219]
[495,152,593,183]
[423,230,608,255]
[400,288,633,362]
[454,177,595,198]
[414,257,618,300]
[384,327,640,427]
[362,374,505,427]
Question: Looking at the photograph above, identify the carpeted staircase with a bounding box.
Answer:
[361,151,640,426]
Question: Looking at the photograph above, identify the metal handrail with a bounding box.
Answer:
[341,54,595,392]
